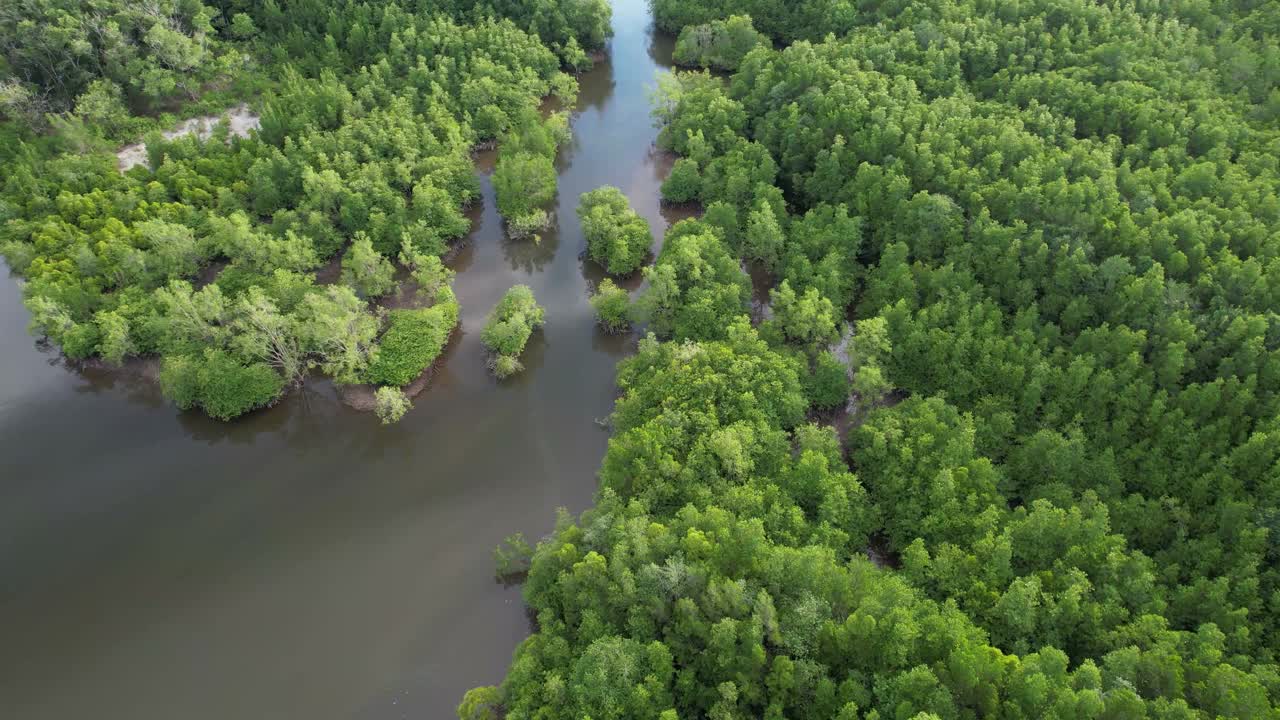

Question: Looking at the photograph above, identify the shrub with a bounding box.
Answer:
[363,297,459,386]
[160,349,284,420]
[489,353,524,379]
[506,208,551,240]
[494,533,534,579]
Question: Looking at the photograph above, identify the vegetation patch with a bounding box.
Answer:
[577,185,653,275]
[363,290,460,388]
[481,285,545,378]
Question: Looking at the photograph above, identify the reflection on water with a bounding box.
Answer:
[0,0,683,718]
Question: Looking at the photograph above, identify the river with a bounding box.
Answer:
[0,1,681,717]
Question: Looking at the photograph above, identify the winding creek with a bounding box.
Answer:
[0,1,683,717]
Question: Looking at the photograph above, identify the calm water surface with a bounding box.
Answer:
[0,1,681,717]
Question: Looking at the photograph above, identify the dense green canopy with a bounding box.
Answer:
[470,0,1280,717]
[0,0,606,420]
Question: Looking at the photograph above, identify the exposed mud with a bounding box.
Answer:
[117,104,260,172]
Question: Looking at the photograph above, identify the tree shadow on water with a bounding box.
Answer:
[501,214,560,273]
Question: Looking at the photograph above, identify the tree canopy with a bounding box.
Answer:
[0,0,606,419]
[474,0,1280,717]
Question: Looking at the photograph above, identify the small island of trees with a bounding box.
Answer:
[481,285,546,379]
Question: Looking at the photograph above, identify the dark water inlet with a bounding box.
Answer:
[0,1,680,717]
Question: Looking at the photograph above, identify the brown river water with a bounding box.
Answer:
[0,1,686,717]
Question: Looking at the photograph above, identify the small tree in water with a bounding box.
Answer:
[494,532,534,581]
[590,278,631,333]
[374,386,412,424]
[577,186,653,275]
[481,285,545,377]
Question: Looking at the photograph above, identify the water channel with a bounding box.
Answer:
[0,0,681,716]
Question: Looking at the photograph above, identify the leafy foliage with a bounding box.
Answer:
[673,15,768,71]
[577,186,653,275]
[1,0,593,418]
[363,289,460,387]
[374,386,412,424]
[590,278,631,334]
[481,284,544,377]
[477,0,1280,716]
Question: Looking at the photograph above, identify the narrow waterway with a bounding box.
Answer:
[0,1,680,718]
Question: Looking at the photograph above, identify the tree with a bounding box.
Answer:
[768,280,840,354]
[374,386,412,424]
[230,288,303,384]
[673,15,768,71]
[153,281,230,353]
[159,349,284,420]
[341,234,396,299]
[295,286,381,384]
[398,240,455,304]
[591,278,631,333]
[743,197,784,271]
[805,350,850,411]
[849,317,892,407]
[481,285,545,377]
[457,686,502,720]
[662,158,702,203]
[633,223,750,341]
[95,311,133,366]
[72,80,130,138]
[494,151,557,238]
[578,186,653,275]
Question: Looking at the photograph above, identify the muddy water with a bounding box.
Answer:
[0,2,681,718]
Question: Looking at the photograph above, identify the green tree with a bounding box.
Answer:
[805,350,850,411]
[578,186,653,275]
[457,686,502,720]
[340,234,396,299]
[662,158,702,203]
[591,278,631,333]
[768,280,840,354]
[374,386,412,424]
[633,223,750,341]
[159,349,284,420]
[494,151,557,239]
[673,15,768,71]
[481,285,545,377]
[295,286,381,384]
[743,197,784,271]
[364,293,460,386]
